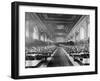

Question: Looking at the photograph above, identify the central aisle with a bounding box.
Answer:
[47,47,73,67]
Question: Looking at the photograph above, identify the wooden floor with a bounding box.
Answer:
[47,47,73,67]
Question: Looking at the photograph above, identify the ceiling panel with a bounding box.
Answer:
[36,13,82,41]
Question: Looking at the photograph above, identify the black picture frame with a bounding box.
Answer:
[11,1,98,79]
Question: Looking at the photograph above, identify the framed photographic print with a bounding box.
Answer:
[11,1,98,79]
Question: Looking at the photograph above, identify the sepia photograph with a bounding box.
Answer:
[25,12,90,68]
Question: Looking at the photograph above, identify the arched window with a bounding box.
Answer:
[26,29,29,38]
[32,25,39,40]
[88,22,90,38]
[25,21,29,38]
[44,34,48,42]
[40,35,44,41]
[80,27,85,40]
[87,16,90,38]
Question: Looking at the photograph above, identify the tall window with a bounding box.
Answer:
[80,27,85,40]
[25,21,29,38]
[32,26,39,40]
[26,28,29,38]
[88,23,90,38]
[40,35,44,41]
[44,34,47,42]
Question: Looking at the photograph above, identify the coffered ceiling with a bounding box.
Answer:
[36,13,82,41]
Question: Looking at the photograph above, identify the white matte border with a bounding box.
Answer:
[19,5,95,76]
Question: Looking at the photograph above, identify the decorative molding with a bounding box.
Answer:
[66,15,87,39]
